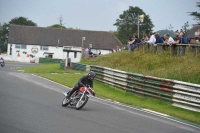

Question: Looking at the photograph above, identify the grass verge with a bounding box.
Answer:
[16,63,200,125]
[81,50,200,84]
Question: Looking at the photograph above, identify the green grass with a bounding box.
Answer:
[17,63,200,125]
[81,50,200,84]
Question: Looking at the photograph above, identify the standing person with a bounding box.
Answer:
[175,30,179,36]
[66,71,96,101]
[198,29,200,41]
[180,29,185,36]
[171,35,182,55]
[195,30,199,40]
[128,36,135,52]
[85,48,89,58]
[132,35,140,50]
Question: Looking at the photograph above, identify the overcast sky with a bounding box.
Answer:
[0,0,199,32]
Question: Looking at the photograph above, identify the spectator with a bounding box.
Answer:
[170,35,182,55]
[195,30,199,40]
[128,36,135,52]
[131,35,140,51]
[116,46,121,52]
[141,34,149,42]
[133,33,137,39]
[144,32,156,44]
[164,33,174,45]
[155,33,164,44]
[112,48,116,53]
[163,33,174,50]
[85,48,89,57]
[175,30,179,36]
[180,29,185,36]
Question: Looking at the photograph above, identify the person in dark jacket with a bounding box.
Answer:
[155,33,164,44]
[66,71,96,100]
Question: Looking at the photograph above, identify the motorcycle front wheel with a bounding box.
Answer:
[62,97,69,107]
[75,95,89,110]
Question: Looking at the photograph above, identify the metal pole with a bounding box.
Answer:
[138,15,139,37]
[81,38,83,48]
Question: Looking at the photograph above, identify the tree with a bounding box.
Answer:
[0,22,9,53]
[58,15,66,27]
[0,16,37,52]
[9,16,37,26]
[182,21,190,35]
[189,2,200,24]
[114,6,154,44]
[48,24,66,28]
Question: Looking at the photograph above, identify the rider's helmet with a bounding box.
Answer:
[88,71,96,81]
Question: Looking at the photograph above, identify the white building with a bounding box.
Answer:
[7,25,123,63]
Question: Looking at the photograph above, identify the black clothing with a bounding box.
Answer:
[67,75,93,98]
[174,37,181,44]
[78,75,93,87]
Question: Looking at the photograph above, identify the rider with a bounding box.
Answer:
[0,57,4,63]
[66,71,96,100]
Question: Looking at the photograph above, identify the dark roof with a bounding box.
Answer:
[187,24,200,38]
[8,25,123,50]
[155,30,175,37]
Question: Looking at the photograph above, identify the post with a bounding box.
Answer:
[81,37,85,48]
[82,38,83,48]
[138,15,139,37]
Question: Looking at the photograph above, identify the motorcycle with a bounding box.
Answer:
[0,60,5,67]
[62,85,95,110]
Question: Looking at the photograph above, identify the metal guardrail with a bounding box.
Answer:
[90,65,200,112]
[133,43,200,57]
[39,57,62,63]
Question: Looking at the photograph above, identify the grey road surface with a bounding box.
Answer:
[0,62,199,133]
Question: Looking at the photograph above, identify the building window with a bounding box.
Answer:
[15,44,27,49]
[21,44,27,49]
[40,46,49,51]
[15,44,21,49]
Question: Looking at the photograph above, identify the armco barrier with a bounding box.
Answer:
[90,65,200,112]
[39,57,62,63]
[71,62,90,71]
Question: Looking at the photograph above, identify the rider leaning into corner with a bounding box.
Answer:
[66,71,96,100]
[0,57,4,63]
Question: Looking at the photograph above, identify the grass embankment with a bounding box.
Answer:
[17,64,200,125]
[81,50,200,84]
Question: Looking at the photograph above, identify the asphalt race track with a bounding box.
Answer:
[0,62,199,133]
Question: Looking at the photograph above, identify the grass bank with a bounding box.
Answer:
[81,50,200,84]
[17,64,200,125]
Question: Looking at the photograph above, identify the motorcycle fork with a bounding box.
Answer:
[79,88,87,101]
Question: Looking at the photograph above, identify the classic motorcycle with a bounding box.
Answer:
[62,85,95,110]
[0,59,5,67]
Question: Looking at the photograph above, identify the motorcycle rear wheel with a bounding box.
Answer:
[75,96,89,110]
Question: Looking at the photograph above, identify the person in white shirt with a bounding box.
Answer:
[164,33,174,45]
[163,33,174,50]
[145,32,156,45]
